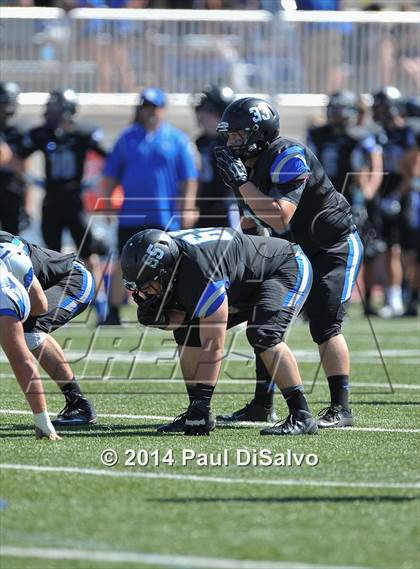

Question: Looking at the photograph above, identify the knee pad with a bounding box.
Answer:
[309,321,342,345]
[173,320,201,347]
[24,331,47,351]
[246,325,284,354]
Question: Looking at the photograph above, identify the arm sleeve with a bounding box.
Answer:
[175,134,198,182]
[103,136,124,179]
[193,279,227,319]
[267,145,310,206]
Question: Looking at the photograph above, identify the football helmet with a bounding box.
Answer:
[0,82,20,118]
[121,229,180,295]
[327,91,358,126]
[194,85,235,117]
[0,242,33,290]
[372,86,403,121]
[44,89,77,125]
[216,97,280,160]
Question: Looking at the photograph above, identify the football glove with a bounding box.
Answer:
[214,147,248,190]
[134,293,170,328]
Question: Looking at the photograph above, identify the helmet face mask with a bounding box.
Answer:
[0,82,20,122]
[327,91,358,128]
[44,89,77,126]
[217,97,280,160]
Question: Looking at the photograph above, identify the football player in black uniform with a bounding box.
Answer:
[0,82,29,234]
[372,87,417,318]
[121,227,317,436]
[16,89,107,261]
[0,230,97,426]
[307,91,384,316]
[214,97,364,429]
[194,86,239,228]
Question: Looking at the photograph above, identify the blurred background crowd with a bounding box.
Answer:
[0,3,419,324]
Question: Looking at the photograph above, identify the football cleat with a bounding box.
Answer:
[52,396,97,427]
[184,399,216,436]
[157,411,187,434]
[317,405,353,428]
[216,399,278,423]
[260,410,318,436]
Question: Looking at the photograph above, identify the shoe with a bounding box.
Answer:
[157,411,187,434]
[216,399,277,423]
[363,305,379,317]
[378,304,403,319]
[260,410,318,435]
[184,399,216,436]
[52,396,97,427]
[317,405,353,428]
[403,302,418,317]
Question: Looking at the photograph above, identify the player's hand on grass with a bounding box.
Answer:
[135,295,170,328]
[35,427,62,441]
[214,147,248,189]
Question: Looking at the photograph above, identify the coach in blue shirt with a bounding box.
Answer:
[102,87,198,324]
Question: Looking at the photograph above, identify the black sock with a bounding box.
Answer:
[185,382,197,404]
[281,385,309,413]
[254,355,274,408]
[327,375,350,409]
[194,383,215,406]
[61,377,83,402]
[254,379,275,408]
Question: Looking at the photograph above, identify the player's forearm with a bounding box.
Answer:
[9,356,46,414]
[180,179,198,228]
[238,181,290,232]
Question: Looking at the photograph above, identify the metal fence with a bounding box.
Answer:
[1,8,419,95]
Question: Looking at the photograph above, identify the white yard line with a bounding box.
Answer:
[0,546,371,569]
[0,374,419,389]
[0,349,419,365]
[0,464,419,491]
[0,409,419,433]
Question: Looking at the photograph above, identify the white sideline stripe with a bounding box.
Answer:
[1,409,419,433]
[0,546,370,569]
[1,464,419,491]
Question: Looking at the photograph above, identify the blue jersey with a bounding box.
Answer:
[104,123,197,230]
[0,260,30,322]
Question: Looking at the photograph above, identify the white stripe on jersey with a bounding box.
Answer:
[0,260,30,323]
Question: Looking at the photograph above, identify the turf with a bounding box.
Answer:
[0,306,419,569]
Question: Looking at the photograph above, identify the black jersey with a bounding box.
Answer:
[169,227,299,318]
[248,135,353,254]
[0,231,76,289]
[0,124,26,196]
[196,134,235,216]
[17,122,107,195]
[306,125,378,201]
[377,125,416,196]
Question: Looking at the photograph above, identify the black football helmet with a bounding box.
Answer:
[194,85,235,117]
[0,82,20,118]
[44,89,77,125]
[121,229,180,296]
[216,97,280,160]
[327,90,358,126]
[372,86,403,122]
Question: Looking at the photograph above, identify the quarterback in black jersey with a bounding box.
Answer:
[0,231,96,426]
[0,82,29,234]
[16,90,107,260]
[215,97,364,428]
[121,227,317,436]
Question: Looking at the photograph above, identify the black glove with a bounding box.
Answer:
[134,294,169,328]
[214,147,248,190]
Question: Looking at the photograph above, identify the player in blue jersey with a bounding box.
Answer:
[102,87,198,325]
[214,97,364,429]
[0,252,60,440]
[0,232,96,426]
[121,227,317,436]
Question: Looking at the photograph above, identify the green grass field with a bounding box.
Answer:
[0,305,419,569]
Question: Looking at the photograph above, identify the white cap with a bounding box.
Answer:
[0,242,34,290]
